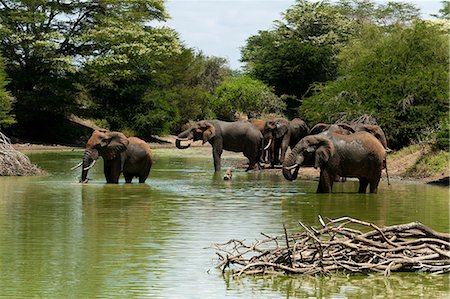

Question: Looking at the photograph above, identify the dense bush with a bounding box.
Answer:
[211,75,286,121]
[300,21,448,149]
[0,55,14,128]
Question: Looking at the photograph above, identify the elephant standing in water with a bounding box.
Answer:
[282,130,385,193]
[262,118,309,166]
[175,120,263,172]
[72,130,153,183]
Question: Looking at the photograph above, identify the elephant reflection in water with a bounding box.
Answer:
[72,130,153,183]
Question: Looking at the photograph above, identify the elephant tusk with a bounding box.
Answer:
[283,163,299,171]
[176,137,191,141]
[264,138,272,150]
[386,147,393,153]
[83,160,96,171]
[71,162,83,170]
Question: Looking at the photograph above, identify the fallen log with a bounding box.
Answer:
[214,216,450,277]
[0,132,45,176]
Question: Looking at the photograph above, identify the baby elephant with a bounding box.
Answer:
[72,130,153,183]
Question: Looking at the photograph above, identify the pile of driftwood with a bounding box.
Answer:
[0,132,44,176]
[214,216,450,277]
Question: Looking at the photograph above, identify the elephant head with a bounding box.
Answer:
[262,118,289,149]
[264,118,289,139]
[282,135,334,181]
[175,121,216,149]
[72,130,129,183]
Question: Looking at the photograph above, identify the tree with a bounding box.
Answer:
[211,75,285,121]
[0,0,175,138]
[0,54,14,128]
[300,21,449,148]
[241,0,421,118]
[241,0,351,100]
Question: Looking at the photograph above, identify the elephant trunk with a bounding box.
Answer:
[80,149,99,183]
[176,129,193,149]
[175,138,191,149]
[282,147,304,181]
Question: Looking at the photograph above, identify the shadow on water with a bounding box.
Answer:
[0,149,448,298]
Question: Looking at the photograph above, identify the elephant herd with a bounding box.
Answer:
[72,118,390,193]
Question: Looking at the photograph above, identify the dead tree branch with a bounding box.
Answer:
[214,216,450,277]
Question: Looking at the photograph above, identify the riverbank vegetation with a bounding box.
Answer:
[0,0,448,178]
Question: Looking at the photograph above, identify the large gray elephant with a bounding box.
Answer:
[72,130,153,183]
[175,120,263,172]
[309,123,390,151]
[282,130,385,193]
[263,118,309,166]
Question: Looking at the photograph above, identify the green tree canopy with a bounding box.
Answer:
[211,75,285,121]
[241,0,421,118]
[0,54,14,128]
[0,0,178,138]
[300,21,449,148]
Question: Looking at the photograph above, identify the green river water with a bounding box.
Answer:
[0,148,448,298]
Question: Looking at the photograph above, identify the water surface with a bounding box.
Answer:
[0,149,448,298]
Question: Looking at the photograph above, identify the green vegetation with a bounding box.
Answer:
[0,54,14,128]
[388,144,449,178]
[0,0,448,165]
[300,21,448,148]
[211,75,285,121]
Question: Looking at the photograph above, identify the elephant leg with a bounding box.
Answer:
[280,136,289,163]
[138,161,151,183]
[369,173,381,193]
[212,146,223,172]
[104,163,112,183]
[124,173,134,183]
[270,141,280,167]
[317,170,333,193]
[109,159,121,184]
[358,178,369,193]
[245,154,260,171]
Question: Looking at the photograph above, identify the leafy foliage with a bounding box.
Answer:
[0,0,180,137]
[241,0,351,100]
[211,75,285,121]
[300,21,449,148]
[241,0,422,118]
[0,55,14,128]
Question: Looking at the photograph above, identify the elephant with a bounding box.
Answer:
[262,118,309,166]
[72,130,153,183]
[282,130,386,193]
[309,122,391,183]
[175,120,263,172]
[309,123,390,151]
[248,118,270,163]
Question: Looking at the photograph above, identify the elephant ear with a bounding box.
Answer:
[101,132,129,160]
[309,123,330,135]
[336,123,355,133]
[274,120,289,138]
[301,136,334,169]
[314,138,334,168]
[201,122,216,144]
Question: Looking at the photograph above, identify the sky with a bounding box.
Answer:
[163,0,445,70]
